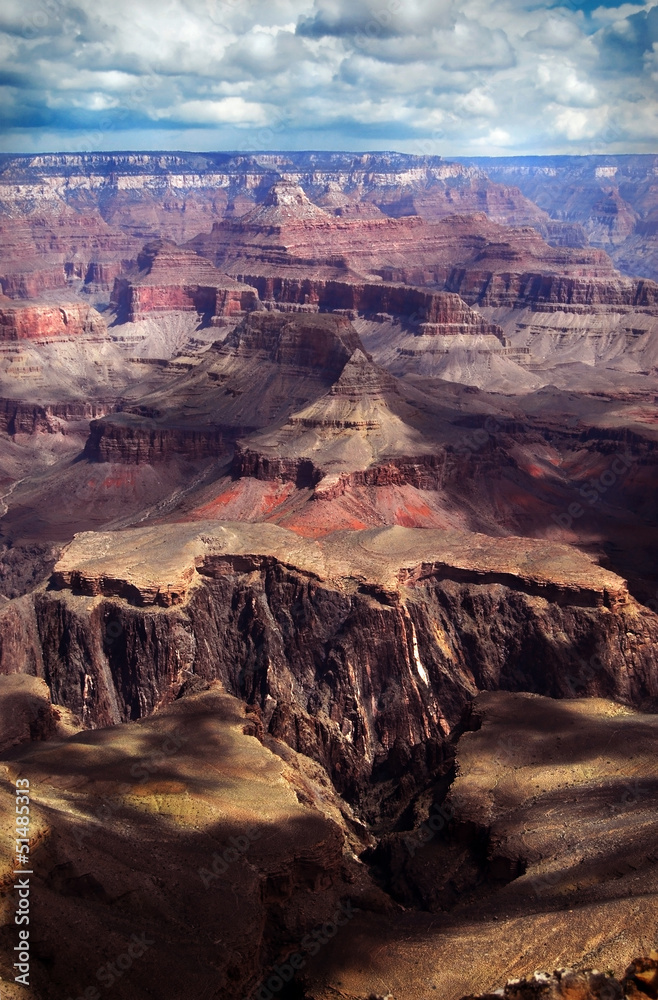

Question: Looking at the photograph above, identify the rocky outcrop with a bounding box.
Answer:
[80,311,367,464]
[0,210,141,299]
[0,398,110,434]
[110,240,261,322]
[3,524,656,819]
[460,959,658,1000]
[0,684,375,1000]
[220,308,362,371]
[443,270,658,309]
[457,154,658,281]
[0,301,106,341]
[241,180,334,226]
[0,673,78,752]
[232,448,323,488]
[239,274,506,338]
[83,412,231,464]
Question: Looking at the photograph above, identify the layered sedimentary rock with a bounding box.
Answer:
[239,274,506,339]
[110,240,261,323]
[0,300,106,341]
[188,188,628,312]
[0,398,110,434]
[235,348,439,484]
[2,523,656,818]
[0,151,563,237]
[84,312,365,464]
[0,209,141,299]
[83,413,231,465]
[458,154,658,281]
[443,270,658,309]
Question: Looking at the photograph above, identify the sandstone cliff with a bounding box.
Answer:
[0,301,106,341]
[110,240,261,323]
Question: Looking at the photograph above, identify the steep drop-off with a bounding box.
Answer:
[2,523,656,823]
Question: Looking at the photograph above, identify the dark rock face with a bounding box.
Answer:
[0,398,110,435]
[3,550,657,822]
[83,414,231,464]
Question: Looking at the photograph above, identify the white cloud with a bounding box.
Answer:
[0,0,656,154]
[552,106,607,140]
[155,97,268,124]
[455,89,497,118]
[471,127,513,148]
[537,61,599,106]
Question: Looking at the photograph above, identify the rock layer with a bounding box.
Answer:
[110,239,261,322]
[2,523,656,818]
[0,301,106,341]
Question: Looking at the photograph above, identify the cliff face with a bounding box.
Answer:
[0,301,106,341]
[444,270,658,309]
[83,414,230,464]
[2,524,656,820]
[0,398,110,435]
[238,274,506,338]
[110,240,261,322]
[0,211,141,299]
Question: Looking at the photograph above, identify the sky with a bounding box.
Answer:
[0,0,656,155]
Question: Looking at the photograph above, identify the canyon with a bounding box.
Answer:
[0,150,657,1000]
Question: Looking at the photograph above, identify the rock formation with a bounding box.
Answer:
[110,240,261,323]
[0,682,381,1000]
[0,300,106,341]
[2,522,656,822]
[460,956,658,1000]
[458,154,658,281]
[1,149,658,1000]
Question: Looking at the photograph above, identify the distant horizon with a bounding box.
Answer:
[2,148,658,161]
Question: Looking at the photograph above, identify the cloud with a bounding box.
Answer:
[0,0,656,153]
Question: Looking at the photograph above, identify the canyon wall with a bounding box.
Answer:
[0,301,106,341]
[238,274,507,337]
[2,525,656,821]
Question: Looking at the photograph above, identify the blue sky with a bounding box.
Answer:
[0,0,656,154]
